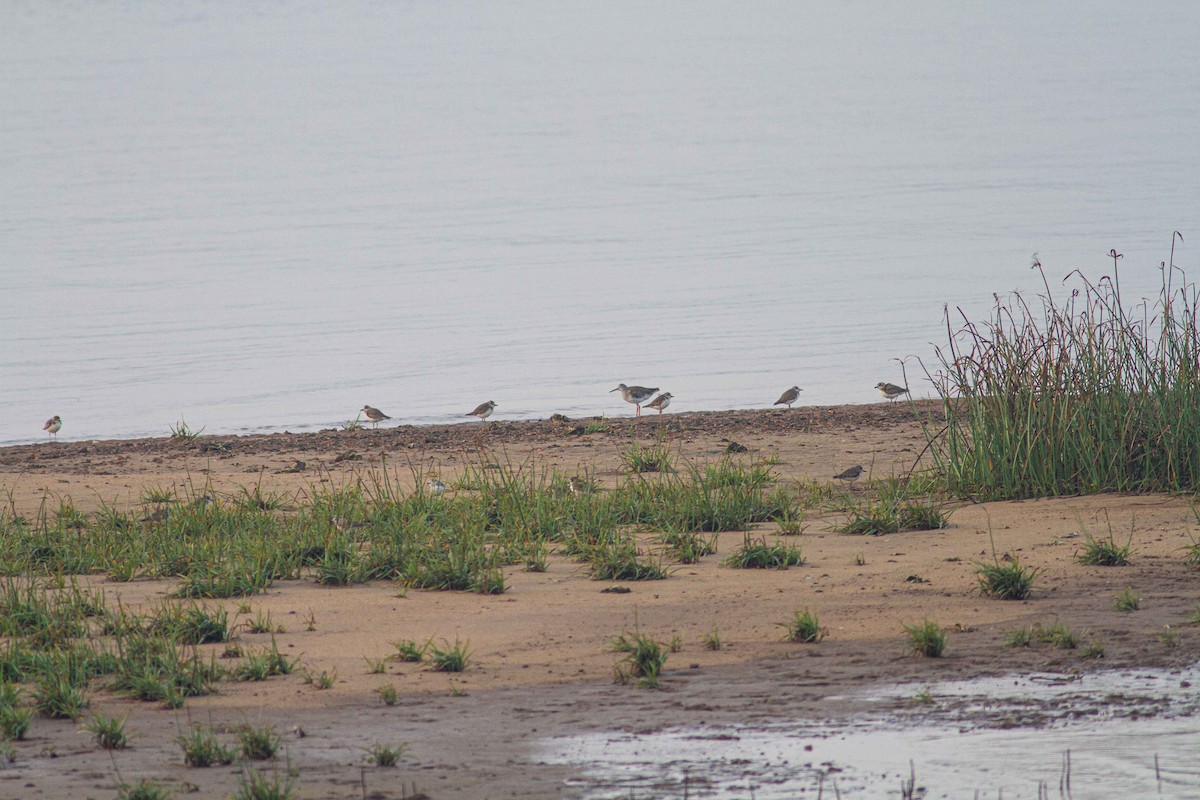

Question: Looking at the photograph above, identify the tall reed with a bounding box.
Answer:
[928,235,1200,498]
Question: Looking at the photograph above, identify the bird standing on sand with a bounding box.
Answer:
[360,405,391,428]
[426,478,447,495]
[610,384,658,416]
[774,386,802,408]
[646,392,673,415]
[875,382,909,401]
[834,465,864,483]
[467,400,496,421]
[43,415,62,440]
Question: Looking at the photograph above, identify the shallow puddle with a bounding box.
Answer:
[539,665,1200,798]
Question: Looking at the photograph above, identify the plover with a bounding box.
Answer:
[610,384,658,416]
[467,400,496,421]
[426,478,447,495]
[774,386,802,408]
[360,405,392,428]
[43,415,62,440]
[834,465,864,482]
[646,392,673,415]
[875,382,909,401]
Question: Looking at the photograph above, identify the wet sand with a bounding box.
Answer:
[1,403,1198,798]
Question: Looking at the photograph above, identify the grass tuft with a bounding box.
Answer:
[974,557,1040,600]
[903,620,946,657]
[611,629,668,689]
[781,609,826,643]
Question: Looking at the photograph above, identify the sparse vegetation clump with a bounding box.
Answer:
[974,557,1040,600]
[781,610,826,643]
[428,639,471,673]
[723,535,804,569]
[611,629,669,688]
[904,620,946,657]
[1077,533,1134,566]
[1113,587,1141,612]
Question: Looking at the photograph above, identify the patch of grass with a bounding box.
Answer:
[377,684,398,706]
[903,620,946,657]
[1113,587,1141,612]
[722,535,803,569]
[590,548,668,581]
[1005,622,1081,649]
[308,668,336,690]
[776,510,807,535]
[244,611,277,635]
[659,529,717,564]
[231,765,295,800]
[583,417,609,434]
[176,724,235,767]
[611,629,668,689]
[0,704,32,741]
[974,557,1040,600]
[141,486,176,505]
[365,742,408,767]
[928,244,1200,499]
[428,639,470,673]
[169,416,205,441]
[781,609,826,643]
[898,500,951,530]
[1081,640,1106,659]
[84,713,129,749]
[391,639,428,663]
[117,779,175,800]
[620,441,674,474]
[701,628,723,651]
[237,723,281,760]
[33,674,89,719]
[837,506,900,535]
[1077,533,1133,566]
[149,602,231,645]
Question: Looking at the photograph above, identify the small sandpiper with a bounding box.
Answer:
[646,392,673,415]
[875,382,909,401]
[360,405,392,428]
[426,477,447,495]
[43,415,62,440]
[834,464,864,483]
[467,400,496,421]
[774,386,802,408]
[610,384,659,416]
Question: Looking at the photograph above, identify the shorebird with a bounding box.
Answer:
[360,405,391,428]
[875,382,909,401]
[610,384,658,416]
[467,400,496,421]
[646,392,673,415]
[834,465,864,483]
[43,415,62,440]
[426,478,447,495]
[774,386,802,408]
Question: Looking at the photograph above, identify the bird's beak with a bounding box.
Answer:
[608,388,618,393]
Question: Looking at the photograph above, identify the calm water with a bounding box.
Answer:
[3,2,1198,445]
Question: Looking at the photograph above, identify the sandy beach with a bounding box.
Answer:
[1,403,1197,798]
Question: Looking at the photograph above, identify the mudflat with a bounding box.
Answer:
[1,403,1197,799]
